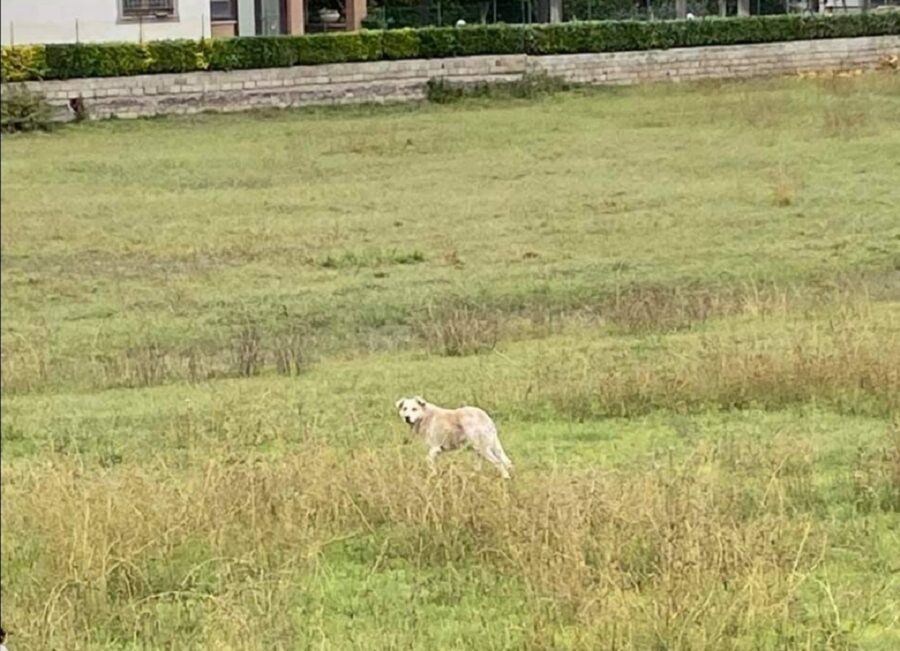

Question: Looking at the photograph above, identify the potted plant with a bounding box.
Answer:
[318,7,341,22]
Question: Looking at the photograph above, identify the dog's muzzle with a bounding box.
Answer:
[405,416,415,425]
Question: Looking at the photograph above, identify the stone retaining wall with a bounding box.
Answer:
[4,36,898,121]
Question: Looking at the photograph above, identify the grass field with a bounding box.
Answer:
[2,72,900,650]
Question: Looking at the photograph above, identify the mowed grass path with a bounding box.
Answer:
[2,73,899,649]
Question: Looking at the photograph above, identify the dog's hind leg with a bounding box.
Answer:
[494,444,513,470]
[479,446,511,479]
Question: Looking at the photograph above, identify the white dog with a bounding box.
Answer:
[395,396,513,479]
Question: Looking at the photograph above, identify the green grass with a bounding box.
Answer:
[2,73,900,650]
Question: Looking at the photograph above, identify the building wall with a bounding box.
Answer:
[1,0,212,45]
[6,36,898,121]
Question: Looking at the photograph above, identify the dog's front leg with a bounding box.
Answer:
[426,446,442,476]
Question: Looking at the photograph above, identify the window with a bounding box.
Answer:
[120,0,177,20]
[211,0,238,21]
[255,0,287,35]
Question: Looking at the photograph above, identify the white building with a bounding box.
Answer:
[1,0,213,45]
[1,1,369,45]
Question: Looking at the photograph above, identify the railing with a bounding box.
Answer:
[121,0,178,18]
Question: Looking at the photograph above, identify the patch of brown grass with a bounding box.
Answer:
[771,172,798,207]
[0,279,891,396]
[602,285,735,333]
[5,434,877,649]
[530,313,900,420]
[414,300,502,357]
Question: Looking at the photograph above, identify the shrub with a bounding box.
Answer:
[145,40,208,74]
[524,15,900,55]
[527,21,679,55]
[456,24,527,56]
[294,32,382,65]
[207,36,296,71]
[1,86,54,133]
[44,43,150,79]
[382,29,421,60]
[417,25,527,59]
[1,14,897,81]
[417,27,459,58]
[1,45,48,81]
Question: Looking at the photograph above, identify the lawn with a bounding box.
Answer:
[1,72,899,650]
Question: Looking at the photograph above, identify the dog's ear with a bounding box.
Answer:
[395,398,404,409]
[414,396,426,407]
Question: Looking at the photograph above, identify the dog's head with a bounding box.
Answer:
[395,396,427,425]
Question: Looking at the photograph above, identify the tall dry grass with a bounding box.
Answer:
[0,319,319,394]
[1,279,893,397]
[522,301,900,421]
[4,432,896,649]
[529,334,899,421]
[415,300,503,357]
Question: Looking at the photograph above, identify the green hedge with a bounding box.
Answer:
[42,43,150,79]
[207,36,296,70]
[146,39,210,74]
[294,32,382,64]
[382,29,421,60]
[3,14,898,82]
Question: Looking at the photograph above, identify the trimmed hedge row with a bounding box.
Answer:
[3,14,898,82]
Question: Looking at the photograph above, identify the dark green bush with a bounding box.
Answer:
[417,24,527,58]
[294,32,382,64]
[382,29,421,60]
[457,24,527,55]
[528,21,679,54]
[1,14,897,81]
[525,14,900,55]
[43,43,150,79]
[417,27,459,58]
[145,40,208,74]
[207,36,296,71]
[1,86,54,133]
